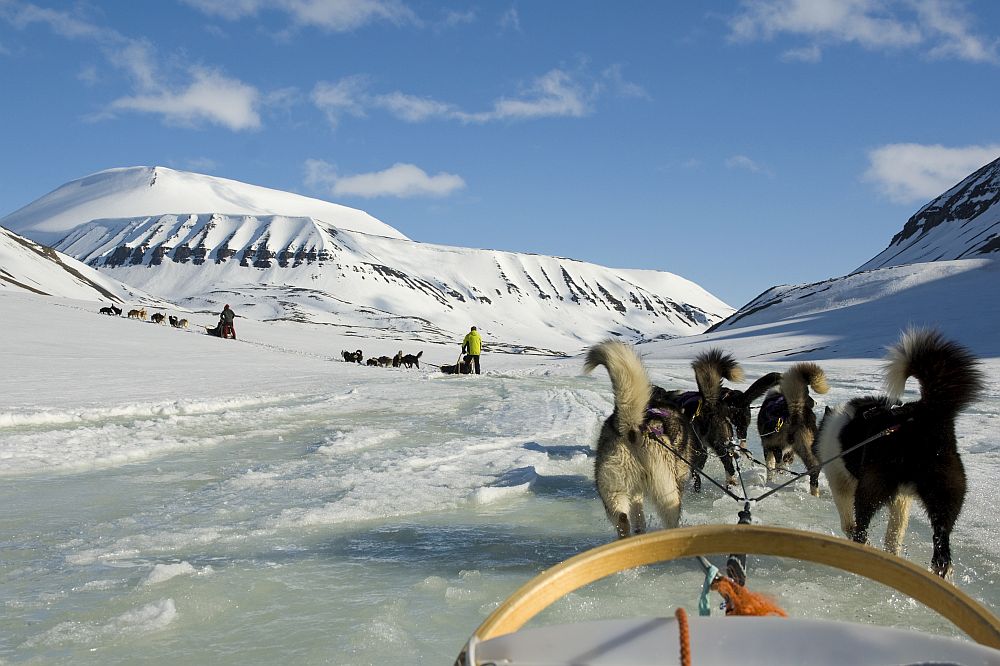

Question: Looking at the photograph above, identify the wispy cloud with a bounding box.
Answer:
[177,157,219,172]
[312,66,642,128]
[499,7,522,33]
[441,8,476,29]
[110,67,262,131]
[305,159,465,198]
[729,0,999,64]
[725,154,773,176]
[781,44,822,62]
[311,76,370,127]
[180,0,419,32]
[1,1,264,130]
[864,142,1000,203]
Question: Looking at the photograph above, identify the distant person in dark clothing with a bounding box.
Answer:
[461,326,482,374]
[220,304,236,339]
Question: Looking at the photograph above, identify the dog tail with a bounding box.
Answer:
[744,371,782,404]
[417,351,423,358]
[885,328,983,414]
[780,362,829,409]
[584,340,652,438]
[692,349,744,404]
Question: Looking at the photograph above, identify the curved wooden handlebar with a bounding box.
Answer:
[471,525,1000,648]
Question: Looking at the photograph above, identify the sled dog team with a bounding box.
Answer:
[340,349,424,369]
[585,329,983,580]
[101,304,189,328]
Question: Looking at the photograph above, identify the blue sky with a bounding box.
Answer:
[1,0,999,307]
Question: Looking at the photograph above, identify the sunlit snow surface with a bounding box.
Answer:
[1,292,998,664]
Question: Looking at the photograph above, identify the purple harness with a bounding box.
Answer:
[759,394,787,433]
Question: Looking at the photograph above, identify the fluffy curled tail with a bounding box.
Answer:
[780,362,829,408]
[584,339,652,438]
[885,328,983,414]
[693,349,744,403]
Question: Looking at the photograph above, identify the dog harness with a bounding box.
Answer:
[758,394,787,435]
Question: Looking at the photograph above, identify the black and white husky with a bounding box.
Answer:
[817,329,983,579]
[585,340,697,538]
[758,362,828,494]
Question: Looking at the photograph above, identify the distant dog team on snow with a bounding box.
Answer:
[342,348,424,369]
[585,328,983,579]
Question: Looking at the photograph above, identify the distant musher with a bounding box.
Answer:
[220,304,236,340]
[461,326,482,374]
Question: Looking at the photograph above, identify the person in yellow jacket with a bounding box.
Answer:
[461,326,482,374]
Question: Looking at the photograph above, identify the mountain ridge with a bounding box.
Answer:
[857,156,1000,271]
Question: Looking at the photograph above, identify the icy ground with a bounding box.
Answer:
[1,292,998,664]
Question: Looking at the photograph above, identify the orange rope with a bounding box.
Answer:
[712,577,787,617]
[675,607,691,666]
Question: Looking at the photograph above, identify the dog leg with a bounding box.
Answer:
[628,503,647,536]
[884,493,912,556]
[690,446,708,492]
[917,459,966,580]
[763,446,777,485]
[647,478,682,529]
[851,475,894,546]
[713,441,738,487]
[793,432,822,497]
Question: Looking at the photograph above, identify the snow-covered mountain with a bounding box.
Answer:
[2,167,732,354]
[857,156,1000,271]
[695,258,1000,359]
[1,166,406,246]
[0,224,166,306]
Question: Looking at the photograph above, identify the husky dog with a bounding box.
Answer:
[585,340,696,538]
[99,304,122,316]
[666,350,745,489]
[392,351,403,368]
[817,329,983,578]
[758,363,828,494]
[720,372,782,449]
[342,350,364,364]
[401,351,423,369]
[151,312,166,324]
[178,318,189,329]
[440,355,474,374]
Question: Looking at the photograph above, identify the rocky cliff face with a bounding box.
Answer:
[857,156,1000,272]
[47,212,731,353]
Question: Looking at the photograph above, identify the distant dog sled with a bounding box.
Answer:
[440,354,475,375]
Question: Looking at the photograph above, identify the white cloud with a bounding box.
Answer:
[6,2,114,40]
[181,0,418,32]
[312,68,607,127]
[77,64,99,85]
[499,7,521,33]
[441,9,476,28]
[781,44,822,62]
[2,2,264,131]
[729,0,998,64]
[725,154,772,176]
[373,91,458,122]
[304,158,338,189]
[464,69,590,122]
[865,143,1000,203]
[915,0,999,64]
[599,64,650,100]
[305,159,465,198]
[311,76,369,127]
[110,68,261,131]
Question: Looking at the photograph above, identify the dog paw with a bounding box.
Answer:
[810,486,820,497]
